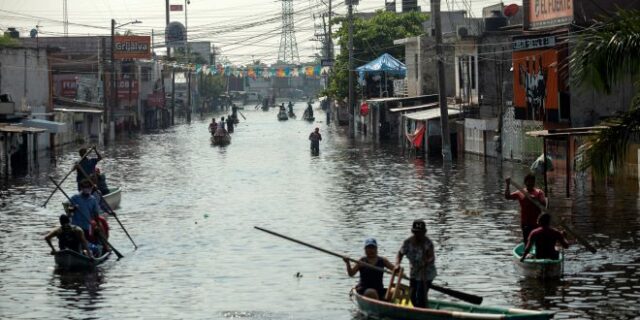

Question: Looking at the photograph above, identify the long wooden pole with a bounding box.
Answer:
[49,176,124,259]
[76,165,138,249]
[42,146,96,207]
[509,179,597,254]
[254,226,483,305]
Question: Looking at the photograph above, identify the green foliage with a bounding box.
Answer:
[324,10,427,100]
[0,34,18,47]
[198,74,226,99]
[571,9,640,177]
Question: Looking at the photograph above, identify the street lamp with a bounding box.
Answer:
[108,19,142,143]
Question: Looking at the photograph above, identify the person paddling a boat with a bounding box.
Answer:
[69,180,108,255]
[521,213,569,261]
[226,115,235,133]
[395,219,437,308]
[505,174,546,244]
[344,238,395,300]
[45,214,93,257]
[76,147,102,191]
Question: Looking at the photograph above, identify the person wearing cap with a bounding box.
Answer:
[75,147,102,191]
[395,219,437,308]
[343,238,395,300]
[44,214,92,257]
[521,213,569,262]
[309,127,322,154]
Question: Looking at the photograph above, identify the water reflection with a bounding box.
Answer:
[50,269,105,309]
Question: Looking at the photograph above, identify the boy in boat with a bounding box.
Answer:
[309,127,322,154]
[93,168,110,195]
[45,214,93,257]
[395,219,437,308]
[209,118,217,134]
[69,180,109,255]
[343,238,395,300]
[505,174,546,244]
[76,147,102,191]
[520,213,569,261]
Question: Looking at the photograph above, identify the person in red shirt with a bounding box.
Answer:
[521,213,569,261]
[505,174,546,243]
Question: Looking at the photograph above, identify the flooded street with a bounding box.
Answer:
[1,102,639,319]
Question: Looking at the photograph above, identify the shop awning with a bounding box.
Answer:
[0,124,46,134]
[54,107,103,114]
[404,108,461,121]
[389,102,439,113]
[21,119,68,133]
[356,53,406,82]
[526,126,606,139]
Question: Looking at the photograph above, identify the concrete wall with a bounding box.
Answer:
[0,47,50,109]
[477,33,516,118]
[422,37,456,97]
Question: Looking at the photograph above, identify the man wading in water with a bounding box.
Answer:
[395,219,437,308]
[309,127,322,154]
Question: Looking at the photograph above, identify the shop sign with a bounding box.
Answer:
[512,36,556,51]
[114,36,151,59]
[528,0,573,29]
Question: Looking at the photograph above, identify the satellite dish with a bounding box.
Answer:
[504,4,519,17]
[30,28,38,38]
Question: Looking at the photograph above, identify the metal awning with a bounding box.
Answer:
[54,107,103,114]
[21,119,68,133]
[366,94,438,104]
[0,124,46,134]
[526,126,606,139]
[404,108,461,121]
[389,102,439,113]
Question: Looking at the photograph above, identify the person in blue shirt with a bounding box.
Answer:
[76,147,102,190]
[69,180,101,238]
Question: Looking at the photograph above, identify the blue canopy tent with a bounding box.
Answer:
[356,53,406,97]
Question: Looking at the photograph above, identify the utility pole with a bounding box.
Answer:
[110,18,116,144]
[185,0,191,123]
[165,0,171,58]
[431,0,452,161]
[347,0,355,137]
[101,37,107,145]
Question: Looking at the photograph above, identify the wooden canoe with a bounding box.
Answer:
[512,243,563,279]
[277,112,289,121]
[102,187,122,210]
[211,134,231,146]
[54,249,111,270]
[302,109,315,122]
[352,290,554,320]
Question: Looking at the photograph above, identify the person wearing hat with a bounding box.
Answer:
[395,219,437,308]
[343,238,395,300]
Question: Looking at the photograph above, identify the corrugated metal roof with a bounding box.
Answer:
[54,107,103,114]
[404,108,461,121]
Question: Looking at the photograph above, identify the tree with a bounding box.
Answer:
[571,9,640,177]
[198,74,226,100]
[0,34,18,47]
[324,10,427,100]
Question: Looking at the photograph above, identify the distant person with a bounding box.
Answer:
[521,213,569,261]
[219,117,226,132]
[226,116,235,133]
[279,103,286,112]
[305,102,314,118]
[209,118,217,134]
[288,101,294,113]
[505,174,546,244]
[343,238,395,300]
[309,127,322,154]
[44,214,92,257]
[395,219,437,308]
[76,147,102,190]
[93,168,110,195]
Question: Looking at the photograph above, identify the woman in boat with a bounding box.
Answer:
[395,219,437,308]
[521,213,569,261]
[45,214,93,257]
[344,238,395,300]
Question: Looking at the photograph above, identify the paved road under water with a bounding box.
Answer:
[1,102,639,319]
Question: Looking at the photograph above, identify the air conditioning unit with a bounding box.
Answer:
[456,24,479,39]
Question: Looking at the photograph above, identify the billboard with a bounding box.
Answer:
[527,0,573,29]
[114,36,151,59]
[60,79,77,98]
[117,78,139,100]
[512,49,562,121]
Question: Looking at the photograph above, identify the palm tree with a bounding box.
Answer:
[570,9,640,177]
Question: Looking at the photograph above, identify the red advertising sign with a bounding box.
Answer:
[114,36,151,60]
[527,0,573,29]
[147,92,165,108]
[61,80,77,98]
[170,4,183,11]
[117,79,139,100]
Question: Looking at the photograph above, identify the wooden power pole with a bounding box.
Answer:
[347,0,355,137]
[431,0,452,161]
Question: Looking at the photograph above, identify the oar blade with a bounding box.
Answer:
[429,283,483,305]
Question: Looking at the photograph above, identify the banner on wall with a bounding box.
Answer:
[512,49,560,121]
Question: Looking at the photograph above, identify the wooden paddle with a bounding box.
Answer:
[76,166,138,249]
[254,226,483,305]
[238,110,247,120]
[49,176,124,259]
[42,146,96,207]
[508,178,597,254]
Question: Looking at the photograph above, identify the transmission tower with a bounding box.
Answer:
[278,0,300,64]
[63,0,69,36]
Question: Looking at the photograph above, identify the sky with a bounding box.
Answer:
[0,0,521,65]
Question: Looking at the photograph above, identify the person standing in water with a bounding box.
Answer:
[309,127,322,154]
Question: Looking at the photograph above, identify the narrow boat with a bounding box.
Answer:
[288,111,296,119]
[302,110,315,122]
[211,134,231,146]
[54,249,111,270]
[102,187,122,209]
[352,290,554,320]
[277,111,289,121]
[512,243,563,279]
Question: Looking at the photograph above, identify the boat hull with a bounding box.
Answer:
[211,134,231,146]
[353,291,554,320]
[277,112,289,121]
[512,243,563,279]
[54,249,111,270]
[103,187,121,209]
